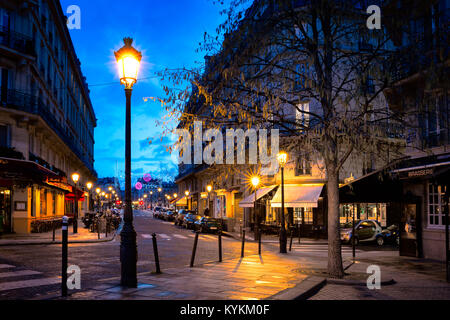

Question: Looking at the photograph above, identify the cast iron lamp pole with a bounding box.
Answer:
[277,152,288,254]
[86,182,93,211]
[115,37,142,288]
[251,176,261,243]
[71,173,80,234]
[206,185,212,215]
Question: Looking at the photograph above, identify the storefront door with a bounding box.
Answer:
[400,201,423,257]
[0,188,12,234]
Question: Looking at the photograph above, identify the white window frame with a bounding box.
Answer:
[427,183,446,229]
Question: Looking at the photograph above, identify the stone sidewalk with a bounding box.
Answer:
[62,252,322,300]
[0,221,117,246]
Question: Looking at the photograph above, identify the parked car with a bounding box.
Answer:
[183,213,202,230]
[379,224,400,246]
[175,210,195,226]
[164,211,176,222]
[340,220,383,245]
[194,217,222,234]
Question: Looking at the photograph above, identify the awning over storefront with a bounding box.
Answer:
[175,196,188,206]
[65,187,85,202]
[239,185,278,208]
[0,157,62,183]
[270,185,324,208]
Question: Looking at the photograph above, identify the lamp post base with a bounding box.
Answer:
[120,221,138,288]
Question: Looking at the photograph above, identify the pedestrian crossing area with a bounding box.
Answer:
[0,264,59,295]
[289,244,362,255]
[141,233,221,242]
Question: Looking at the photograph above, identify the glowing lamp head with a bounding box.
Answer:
[96,188,101,194]
[150,191,153,195]
[206,185,212,193]
[86,182,93,190]
[101,192,105,196]
[71,173,80,183]
[251,176,260,188]
[185,190,190,197]
[108,187,113,191]
[144,194,148,198]
[174,193,178,198]
[114,38,142,89]
[277,152,288,168]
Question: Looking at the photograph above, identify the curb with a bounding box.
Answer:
[326,278,397,286]
[267,276,327,300]
[0,229,119,247]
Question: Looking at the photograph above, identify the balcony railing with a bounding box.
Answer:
[0,88,96,177]
[0,26,36,57]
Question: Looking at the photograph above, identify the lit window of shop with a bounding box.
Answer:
[40,189,47,216]
[428,183,446,227]
[294,208,313,224]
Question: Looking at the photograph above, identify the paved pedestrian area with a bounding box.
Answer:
[310,256,450,300]
[64,252,310,300]
[0,220,116,246]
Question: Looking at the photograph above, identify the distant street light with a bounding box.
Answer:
[277,151,288,254]
[251,176,261,242]
[71,173,80,234]
[86,182,93,212]
[96,188,101,212]
[115,37,142,288]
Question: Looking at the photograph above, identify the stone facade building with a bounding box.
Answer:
[0,0,96,234]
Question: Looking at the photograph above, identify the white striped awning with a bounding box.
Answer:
[270,185,324,208]
[239,186,278,208]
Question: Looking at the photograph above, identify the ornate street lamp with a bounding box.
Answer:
[71,173,80,234]
[95,188,101,212]
[277,151,288,253]
[86,182,93,212]
[115,37,142,288]
[251,176,261,243]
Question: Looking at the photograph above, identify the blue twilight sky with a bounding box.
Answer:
[59,0,226,186]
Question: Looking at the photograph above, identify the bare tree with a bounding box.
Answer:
[159,0,448,278]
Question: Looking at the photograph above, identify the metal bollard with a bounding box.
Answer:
[190,231,200,268]
[97,219,100,240]
[258,228,262,255]
[218,231,223,262]
[61,216,69,297]
[289,229,294,252]
[152,233,161,274]
[241,230,246,258]
[52,219,56,242]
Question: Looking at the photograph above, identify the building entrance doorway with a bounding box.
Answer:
[0,188,12,234]
[400,200,422,258]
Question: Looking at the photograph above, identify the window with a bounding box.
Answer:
[294,64,308,90]
[0,125,8,147]
[294,208,313,225]
[296,102,310,129]
[295,154,312,176]
[428,183,447,227]
[40,188,47,216]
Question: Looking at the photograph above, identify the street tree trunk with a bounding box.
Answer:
[326,163,345,278]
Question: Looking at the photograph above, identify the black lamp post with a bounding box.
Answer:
[277,152,288,253]
[71,173,80,234]
[115,37,142,288]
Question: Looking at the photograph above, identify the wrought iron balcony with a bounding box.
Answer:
[0,88,96,176]
[0,26,36,57]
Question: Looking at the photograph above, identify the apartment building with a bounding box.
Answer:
[175,0,394,235]
[0,0,96,234]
